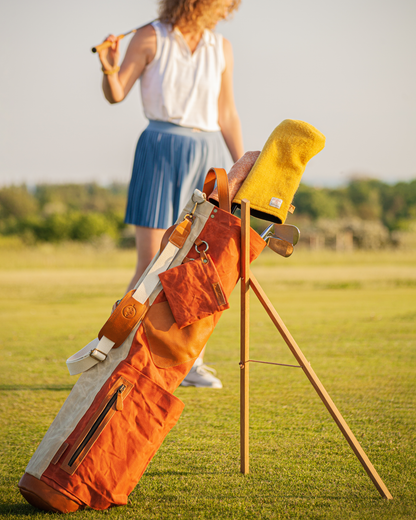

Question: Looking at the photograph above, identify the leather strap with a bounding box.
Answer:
[66,239,181,376]
[159,216,193,254]
[66,189,212,376]
[203,167,230,213]
[98,290,148,348]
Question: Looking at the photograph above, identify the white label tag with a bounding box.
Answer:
[269,197,283,209]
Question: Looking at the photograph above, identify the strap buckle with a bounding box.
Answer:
[89,348,108,362]
[184,193,207,221]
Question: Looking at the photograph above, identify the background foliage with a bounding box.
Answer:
[1,178,416,248]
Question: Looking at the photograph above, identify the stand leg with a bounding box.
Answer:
[249,272,392,499]
[240,200,250,474]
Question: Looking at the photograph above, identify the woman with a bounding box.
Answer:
[97,0,243,387]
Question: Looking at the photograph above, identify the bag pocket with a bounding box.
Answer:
[143,301,215,368]
[54,362,184,507]
[60,376,134,475]
[158,254,229,329]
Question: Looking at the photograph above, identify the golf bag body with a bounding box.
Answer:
[18,170,265,513]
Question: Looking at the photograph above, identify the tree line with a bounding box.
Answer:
[294,178,416,230]
[0,178,415,245]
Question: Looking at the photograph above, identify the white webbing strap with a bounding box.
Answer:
[66,239,180,376]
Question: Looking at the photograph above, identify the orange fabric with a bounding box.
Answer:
[42,360,186,510]
[143,301,215,368]
[182,207,266,297]
[60,377,135,476]
[39,206,266,511]
[159,255,229,329]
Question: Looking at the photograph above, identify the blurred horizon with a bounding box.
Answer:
[2,172,416,191]
[1,0,415,188]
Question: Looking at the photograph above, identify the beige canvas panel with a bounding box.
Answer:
[26,192,213,479]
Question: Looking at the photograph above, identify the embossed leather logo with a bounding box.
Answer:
[122,305,136,319]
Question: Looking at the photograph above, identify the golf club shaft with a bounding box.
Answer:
[260,224,274,239]
[91,28,137,53]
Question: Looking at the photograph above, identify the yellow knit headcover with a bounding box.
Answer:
[233,119,326,223]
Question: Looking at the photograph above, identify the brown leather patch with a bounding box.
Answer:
[143,301,214,368]
[169,218,192,248]
[18,473,82,513]
[98,290,148,348]
[212,282,226,307]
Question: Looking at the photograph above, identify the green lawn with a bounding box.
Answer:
[0,242,415,519]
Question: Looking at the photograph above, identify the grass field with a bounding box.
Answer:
[0,241,415,519]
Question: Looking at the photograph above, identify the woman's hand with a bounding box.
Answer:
[98,34,120,71]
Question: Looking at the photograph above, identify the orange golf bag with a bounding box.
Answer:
[18,168,265,512]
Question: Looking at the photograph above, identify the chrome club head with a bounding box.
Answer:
[266,236,294,257]
[273,224,300,245]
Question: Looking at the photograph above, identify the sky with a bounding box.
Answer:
[1,0,415,188]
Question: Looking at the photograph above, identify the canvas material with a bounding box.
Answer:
[25,192,213,481]
[23,193,266,510]
[147,207,266,368]
[41,357,189,510]
[159,255,229,329]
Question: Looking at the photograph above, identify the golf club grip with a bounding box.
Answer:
[91,34,125,53]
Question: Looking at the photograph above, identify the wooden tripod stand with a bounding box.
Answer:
[239,199,392,499]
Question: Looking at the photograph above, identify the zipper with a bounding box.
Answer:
[68,384,126,467]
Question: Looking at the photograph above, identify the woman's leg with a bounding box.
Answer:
[125,226,166,293]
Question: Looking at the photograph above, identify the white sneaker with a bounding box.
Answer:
[180,358,223,388]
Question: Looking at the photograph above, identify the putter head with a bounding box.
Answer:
[266,236,294,257]
[274,224,300,246]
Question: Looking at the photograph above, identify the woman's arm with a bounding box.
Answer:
[98,24,157,104]
[218,38,244,163]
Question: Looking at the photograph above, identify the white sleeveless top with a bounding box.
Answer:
[140,21,225,132]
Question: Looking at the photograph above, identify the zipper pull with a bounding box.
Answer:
[116,385,125,411]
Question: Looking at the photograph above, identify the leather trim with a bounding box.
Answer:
[203,168,230,212]
[61,377,134,475]
[169,217,192,248]
[212,282,226,307]
[18,473,82,513]
[98,291,148,348]
[51,442,69,465]
[143,301,214,368]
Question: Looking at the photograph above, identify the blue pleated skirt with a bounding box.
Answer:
[125,120,231,229]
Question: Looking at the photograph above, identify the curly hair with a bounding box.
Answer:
[158,0,241,31]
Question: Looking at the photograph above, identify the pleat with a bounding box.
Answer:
[125,121,231,229]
